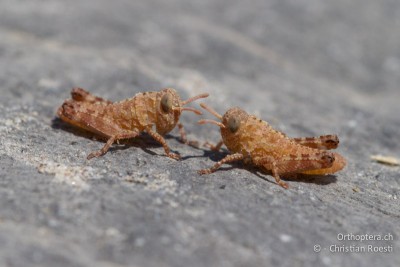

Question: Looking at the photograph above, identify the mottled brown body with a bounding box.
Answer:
[198,105,346,189]
[58,88,208,159]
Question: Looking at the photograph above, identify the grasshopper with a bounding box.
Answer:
[57,88,208,160]
[198,104,346,189]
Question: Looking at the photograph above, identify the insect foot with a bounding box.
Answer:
[57,88,208,160]
[198,103,346,189]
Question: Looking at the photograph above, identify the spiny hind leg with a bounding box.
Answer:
[58,100,115,135]
[177,123,199,148]
[77,109,140,159]
[291,135,339,150]
[145,127,180,160]
[58,100,140,159]
[87,130,140,159]
[302,152,346,175]
[198,153,244,175]
[275,153,335,174]
[71,87,113,105]
[253,153,335,188]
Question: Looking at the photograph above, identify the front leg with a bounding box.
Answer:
[145,127,180,160]
[203,140,224,152]
[198,153,244,175]
[177,123,199,148]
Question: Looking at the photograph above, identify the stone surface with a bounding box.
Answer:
[0,0,399,266]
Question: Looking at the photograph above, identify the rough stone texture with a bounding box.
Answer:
[0,0,399,266]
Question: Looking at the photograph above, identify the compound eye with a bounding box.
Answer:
[161,93,173,113]
[228,116,240,133]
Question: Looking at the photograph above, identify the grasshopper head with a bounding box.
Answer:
[198,104,249,145]
[198,104,248,132]
[156,88,208,135]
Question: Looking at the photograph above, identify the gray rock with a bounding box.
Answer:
[0,0,399,266]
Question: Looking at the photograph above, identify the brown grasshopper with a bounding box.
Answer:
[198,104,346,189]
[57,88,208,160]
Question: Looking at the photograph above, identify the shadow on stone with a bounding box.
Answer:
[51,117,96,140]
[286,174,338,186]
[196,149,337,187]
[180,146,229,161]
[51,117,181,157]
[254,168,337,187]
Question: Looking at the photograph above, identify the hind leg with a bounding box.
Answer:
[291,135,339,150]
[70,87,113,105]
[253,152,335,189]
[58,100,140,159]
[58,100,112,134]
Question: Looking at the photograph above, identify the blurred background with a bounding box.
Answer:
[0,0,399,266]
